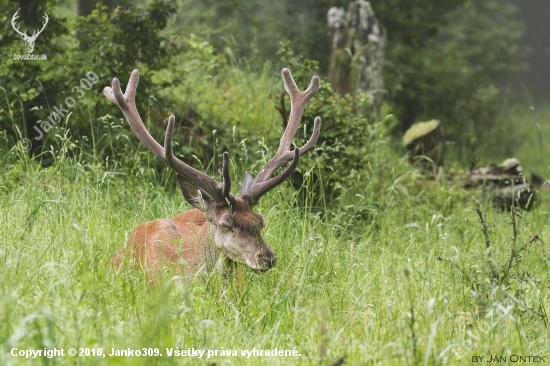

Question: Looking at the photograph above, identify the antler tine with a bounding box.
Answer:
[104,71,166,162]
[300,116,321,153]
[105,69,232,206]
[244,148,300,205]
[244,69,321,202]
[164,116,230,205]
[279,68,320,153]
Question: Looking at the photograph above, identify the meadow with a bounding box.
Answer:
[1,87,549,365]
[2,0,549,363]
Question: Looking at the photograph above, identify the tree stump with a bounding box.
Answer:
[328,0,386,116]
[403,119,445,169]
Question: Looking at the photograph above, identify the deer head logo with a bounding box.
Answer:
[11,8,49,54]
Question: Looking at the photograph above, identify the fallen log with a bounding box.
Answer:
[467,158,537,210]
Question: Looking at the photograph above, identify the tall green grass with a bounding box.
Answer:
[1,113,549,365]
[1,51,549,364]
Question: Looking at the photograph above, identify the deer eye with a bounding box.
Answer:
[220,222,233,231]
[218,215,233,231]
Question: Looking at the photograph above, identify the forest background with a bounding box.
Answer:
[2,0,549,172]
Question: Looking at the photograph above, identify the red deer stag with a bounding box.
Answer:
[103,69,320,275]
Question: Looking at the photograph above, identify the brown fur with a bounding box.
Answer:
[112,197,275,276]
[113,209,213,275]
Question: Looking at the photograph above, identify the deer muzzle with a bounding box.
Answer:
[250,245,276,272]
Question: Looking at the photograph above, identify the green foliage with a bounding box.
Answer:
[0,0,180,161]
[165,0,529,168]
[72,0,178,79]
[384,0,526,138]
[0,0,68,142]
[1,0,531,173]
[483,104,550,176]
[373,0,466,45]
[175,0,333,71]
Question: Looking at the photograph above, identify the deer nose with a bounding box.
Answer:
[259,253,276,269]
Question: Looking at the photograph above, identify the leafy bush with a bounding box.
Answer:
[0,0,180,161]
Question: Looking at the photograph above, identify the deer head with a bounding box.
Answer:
[104,69,320,273]
[11,9,49,54]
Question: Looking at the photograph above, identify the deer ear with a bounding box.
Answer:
[240,171,254,196]
[177,175,211,211]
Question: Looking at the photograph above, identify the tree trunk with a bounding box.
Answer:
[19,0,40,27]
[78,0,118,16]
[328,0,386,116]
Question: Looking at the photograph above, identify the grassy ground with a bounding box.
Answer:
[1,115,549,366]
